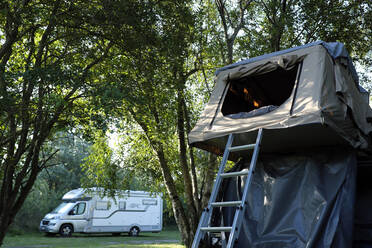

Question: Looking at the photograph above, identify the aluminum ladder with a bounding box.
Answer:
[192,128,263,248]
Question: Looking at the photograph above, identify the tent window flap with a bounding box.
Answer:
[222,63,299,118]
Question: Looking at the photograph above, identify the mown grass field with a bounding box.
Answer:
[3,228,184,248]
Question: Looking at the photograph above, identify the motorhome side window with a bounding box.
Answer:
[143,199,157,205]
[96,201,111,210]
[70,202,86,215]
[119,201,126,210]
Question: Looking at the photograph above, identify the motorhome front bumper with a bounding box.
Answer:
[39,220,59,233]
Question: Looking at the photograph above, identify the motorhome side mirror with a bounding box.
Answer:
[68,210,75,215]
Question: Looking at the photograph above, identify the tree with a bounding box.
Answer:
[81,130,127,192]
[215,0,372,59]
[214,0,255,63]
[79,1,224,245]
[11,131,90,232]
[0,0,156,244]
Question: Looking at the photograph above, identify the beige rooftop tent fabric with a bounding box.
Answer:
[189,45,372,157]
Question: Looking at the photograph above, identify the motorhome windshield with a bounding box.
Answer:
[51,202,74,214]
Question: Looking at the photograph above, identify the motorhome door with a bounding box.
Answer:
[67,201,88,232]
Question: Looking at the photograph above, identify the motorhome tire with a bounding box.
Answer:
[129,226,140,236]
[59,224,73,237]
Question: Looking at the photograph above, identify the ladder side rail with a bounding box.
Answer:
[192,133,235,248]
[221,217,227,248]
[239,128,263,207]
[227,128,263,247]
[207,133,235,209]
[191,210,208,247]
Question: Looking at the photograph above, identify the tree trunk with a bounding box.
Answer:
[182,98,200,213]
[0,133,45,246]
[132,106,194,247]
[201,153,219,209]
[155,146,193,246]
[227,38,234,64]
[0,211,11,246]
[176,88,199,234]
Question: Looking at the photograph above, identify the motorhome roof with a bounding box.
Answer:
[62,188,85,200]
[61,188,161,201]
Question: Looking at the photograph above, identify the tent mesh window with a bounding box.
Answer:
[221,64,299,118]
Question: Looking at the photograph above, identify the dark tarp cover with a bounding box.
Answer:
[209,148,356,248]
[354,163,372,247]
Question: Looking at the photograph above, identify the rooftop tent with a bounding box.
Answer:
[191,42,372,247]
[189,42,372,158]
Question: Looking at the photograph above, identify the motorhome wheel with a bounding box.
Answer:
[129,226,140,236]
[59,224,73,237]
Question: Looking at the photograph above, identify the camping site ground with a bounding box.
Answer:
[2,228,184,248]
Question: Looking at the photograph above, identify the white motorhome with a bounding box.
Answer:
[39,188,162,237]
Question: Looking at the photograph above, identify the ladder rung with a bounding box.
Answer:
[221,170,249,178]
[200,226,232,232]
[229,143,255,152]
[211,201,242,207]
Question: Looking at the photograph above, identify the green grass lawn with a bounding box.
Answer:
[3,228,184,248]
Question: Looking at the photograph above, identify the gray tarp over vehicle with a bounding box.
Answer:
[210,148,356,247]
[189,42,372,247]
